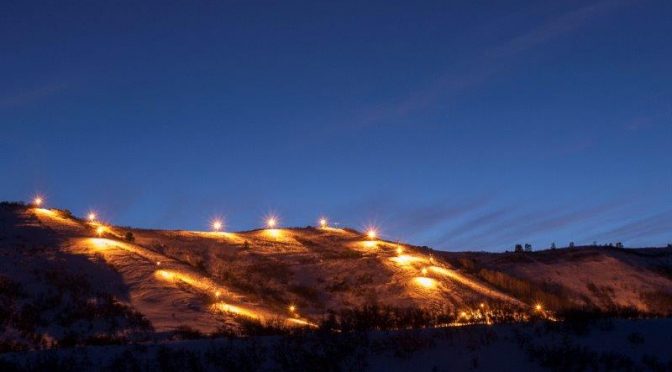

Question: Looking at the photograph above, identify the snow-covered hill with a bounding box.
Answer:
[439,245,672,314]
[1,202,671,352]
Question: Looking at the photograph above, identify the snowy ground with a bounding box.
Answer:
[2,318,671,371]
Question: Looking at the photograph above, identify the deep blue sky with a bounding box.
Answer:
[1,0,671,251]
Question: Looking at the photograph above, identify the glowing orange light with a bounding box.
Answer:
[367,229,377,239]
[287,318,316,327]
[215,290,221,298]
[535,303,543,312]
[212,302,259,320]
[156,261,161,266]
[413,277,437,289]
[396,246,403,255]
[460,311,468,318]
[33,196,43,206]
[363,240,377,248]
[480,303,485,308]
[90,238,109,249]
[319,218,328,228]
[421,267,428,275]
[212,219,223,231]
[157,270,175,281]
[96,226,106,237]
[267,217,277,228]
[428,266,517,304]
[391,255,426,266]
[289,304,296,312]
[87,212,97,222]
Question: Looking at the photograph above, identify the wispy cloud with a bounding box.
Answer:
[431,208,509,246]
[354,0,630,128]
[390,197,491,232]
[333,194,492,240]
[436,200,626,250]
[486,0,626,59]
[587,210,672,243]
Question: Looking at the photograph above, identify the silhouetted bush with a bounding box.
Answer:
[323,304,457,332]
[239,317,293,337]
[172,325,205,340]
[124,232,135,242]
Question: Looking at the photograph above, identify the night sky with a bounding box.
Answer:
[1,1,670,251]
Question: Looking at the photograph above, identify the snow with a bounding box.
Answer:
[3,318,671,370]
[2,203,672,356]
[458,247,672,312]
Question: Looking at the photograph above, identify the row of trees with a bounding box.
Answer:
[514,244,533,253]
[514,241,629,253]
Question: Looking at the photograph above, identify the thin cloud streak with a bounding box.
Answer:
[353,0,630,129]
[430,208,509,247]
[332,195,492,241]
[587,210,672,243]
[486,0,627,59]
[436,201,625,251]
[390,197,492,232]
